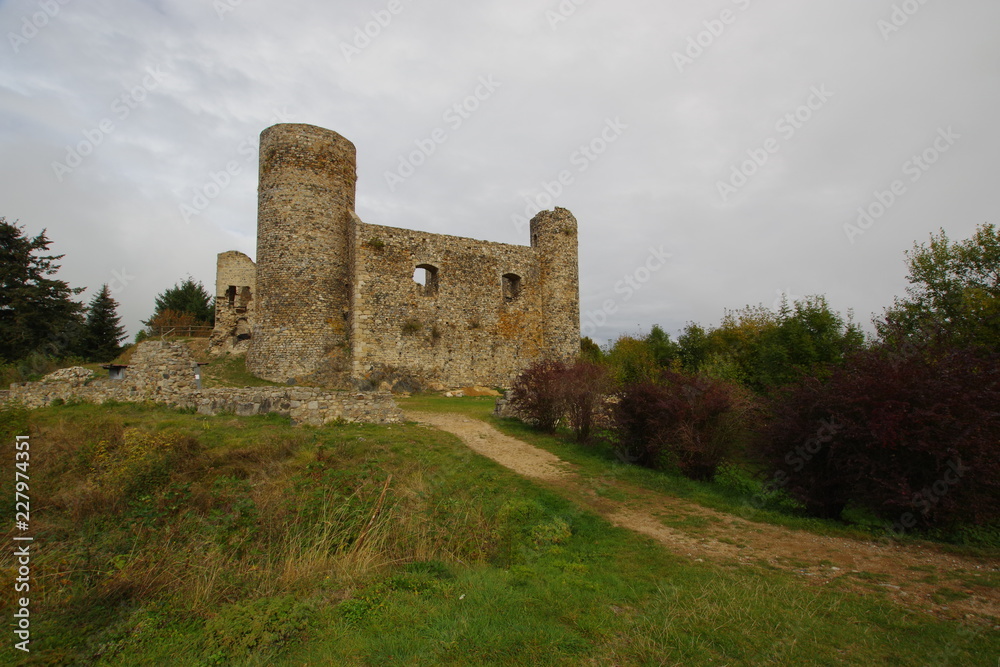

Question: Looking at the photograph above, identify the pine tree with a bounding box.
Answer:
[83,284,127,362]
[146,277,214,327]
[0,217,85,362]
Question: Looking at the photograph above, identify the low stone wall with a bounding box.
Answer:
[178,387,401,425]
[5,381,401,426]
[4,341,402,426]
[8,376,142,408]
[493,394,522,420]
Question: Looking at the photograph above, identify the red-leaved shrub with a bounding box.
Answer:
[508,360,609,441]
[614,370,755,480]
[756,346,1000,528]
[561,362,610,442]
[508,359,566,433]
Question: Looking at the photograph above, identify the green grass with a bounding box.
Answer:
[947,570,1000,589]
[400,393,499,419]
[200,352,284,388]
[477,408,875,540]
[400,395,1000,555]
[0,401,997,665]
[932,587,973,604]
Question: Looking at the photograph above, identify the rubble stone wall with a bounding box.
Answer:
[5,341,402,425]
[246,124,356,385]
[211,123,582,390]
[210,251,257,356]
[351,219,545,388]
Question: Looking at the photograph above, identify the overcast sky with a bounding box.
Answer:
[2,0,997,345]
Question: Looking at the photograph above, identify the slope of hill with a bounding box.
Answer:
[0,399,996,665]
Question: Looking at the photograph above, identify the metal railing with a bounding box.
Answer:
[147,325,214,338]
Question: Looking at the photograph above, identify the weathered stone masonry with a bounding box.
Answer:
[6,341,402,426]
[210,250,257,355]
[211,123,581,389]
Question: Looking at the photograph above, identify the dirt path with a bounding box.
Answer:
[407,411,1000,625]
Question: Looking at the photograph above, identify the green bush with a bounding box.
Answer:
[203,596,315,664]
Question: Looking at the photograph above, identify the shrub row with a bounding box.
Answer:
[509,361,757,480]
[757,346,1000,530]
[508,344,1000,531]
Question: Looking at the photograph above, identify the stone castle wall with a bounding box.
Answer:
[177,387,399,426]
[6,341,401,426]
[213,123,581,389]
[210,251,257,355]
[530,208,581,360]
[350,216,571,388]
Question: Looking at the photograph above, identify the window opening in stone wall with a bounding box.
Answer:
[226,285,237,306]
[502,273,522,302]
[236,286,251,313]
[413,264,439,296]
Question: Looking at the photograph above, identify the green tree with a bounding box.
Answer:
[676,298,863,392]
[879,223,1000,351]
[705,305,779,385]
[677,322,710,372]
[754,296,864,389]
[605,335,659,386]
[0,218,85,362]
[145,277,214,329]
[644,324,680,368]
[579,336,605,364]
[82,284,127,362]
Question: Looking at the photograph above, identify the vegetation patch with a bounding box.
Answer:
[1,402,996,664]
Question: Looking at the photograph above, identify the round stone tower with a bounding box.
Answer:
[246,124,356,384]
[530,207,581,360]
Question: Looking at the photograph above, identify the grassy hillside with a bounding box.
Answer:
[0,400,996,665]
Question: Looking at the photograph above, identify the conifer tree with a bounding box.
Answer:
[83,284,127,361]
[0,217,85,361]
[146,277,214,327]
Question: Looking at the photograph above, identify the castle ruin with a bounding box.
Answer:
[210,123,580,389]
